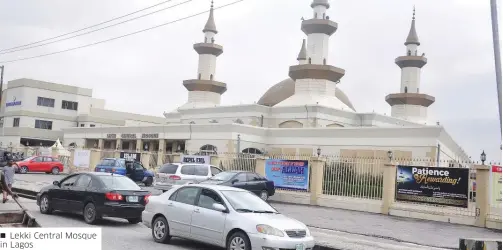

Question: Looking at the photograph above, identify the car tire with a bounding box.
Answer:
[39,194,53,214]
[259,190,269,201]
[144,177,153,187]
[128,218,142,224]
[51,167,60,175]
[227,231,251,250]
[83,203,100,225]
[19,166,28,174]
[152,216,171,244]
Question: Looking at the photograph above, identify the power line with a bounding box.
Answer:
[0,0,193,55]
[0,0,177,53]
[0,0,244,64]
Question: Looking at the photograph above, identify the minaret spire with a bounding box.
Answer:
[203,0,217,34]
[296,39,307,63]
[405,6,420,46]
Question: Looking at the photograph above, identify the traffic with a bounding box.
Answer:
[30,156,315,250]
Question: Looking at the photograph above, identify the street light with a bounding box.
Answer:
[480,150,487,165]
[316,147,321,157]
[387,150,393,161]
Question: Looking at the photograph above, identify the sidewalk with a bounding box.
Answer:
[271,201,501,249]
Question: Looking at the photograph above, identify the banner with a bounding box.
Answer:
[396,165,469,208]
[491,165,502,204]
[181,155,210,164]
[119,152,141,162]
[73,149,91,169]
[265,159,309,191]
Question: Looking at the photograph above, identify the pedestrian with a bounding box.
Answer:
[2,159,17,203]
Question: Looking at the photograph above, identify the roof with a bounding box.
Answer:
[297,39,307,60]
[404,9,420,46]
[203,7,217,34]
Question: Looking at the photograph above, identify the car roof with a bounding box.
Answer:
[187,183,247,192]
[86,172,127,177]
[164,163,211,166]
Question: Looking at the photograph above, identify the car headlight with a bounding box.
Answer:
[256,224,284,237]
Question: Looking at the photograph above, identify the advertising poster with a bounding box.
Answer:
[491,165,502,205]
[396,165,469,208]
[181,155,210,164]
[265,159,309,191]
[73,149,91,169]
[119,152,141,162]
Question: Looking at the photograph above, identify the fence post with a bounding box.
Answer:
[141,152,150,169]
[89,149,101,172]
[474,164,490,227]
[255,156,268,176]
[309,156,326,206]
[381,163,396,215]
[210,155,220,166]
[68,149,75,174]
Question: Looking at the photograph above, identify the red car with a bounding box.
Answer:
[16,156,64,175]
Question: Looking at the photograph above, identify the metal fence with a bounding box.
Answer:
[217,153,256,172]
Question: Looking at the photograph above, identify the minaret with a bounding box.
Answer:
[276,0,351,111]
[181,0,226,109]
[385,7,435,124]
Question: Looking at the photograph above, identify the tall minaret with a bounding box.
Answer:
[180,0,226,109]
[385,7,435,124]
[276,0,351,111]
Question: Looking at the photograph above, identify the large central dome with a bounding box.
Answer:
[257,78,356,111]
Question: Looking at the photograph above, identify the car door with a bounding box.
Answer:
[42,157,54,172]
[70,174,92,213]
[179,165,197,184]
[231,173,249,191]
[50,175,80,211]
[190,188,228,246]
[193,165,211,183]
[166,186,201,238]
[133,161,145,182]
[245,173,264,195]
[30,156,44,171]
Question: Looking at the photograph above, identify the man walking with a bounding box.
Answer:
[2,160,17,203]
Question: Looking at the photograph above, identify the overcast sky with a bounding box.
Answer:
[0,0,500,162]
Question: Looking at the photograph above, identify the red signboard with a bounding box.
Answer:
[492,165,502,173]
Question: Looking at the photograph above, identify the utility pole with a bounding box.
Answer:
[490,0,501,136]
[0,65,4,106]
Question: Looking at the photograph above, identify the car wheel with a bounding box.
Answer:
[127,218,141,224]
[51,167,60,175]
[259,190,269,201]
[227,231,251,250]
[83,203,100,225]
[39,194,53,214]
[152,216,171,244]
[19,166,28,174]
[144,177,153,187]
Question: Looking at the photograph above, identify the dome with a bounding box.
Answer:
[257,78,356,111]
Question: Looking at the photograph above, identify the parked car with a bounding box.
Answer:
[94,158,155,186]
[0,151,26,168]
[15,156,64,174]
[36,172,151,224]
[200,171,275,201]
[154,163,223,192]
[143,184,314,250]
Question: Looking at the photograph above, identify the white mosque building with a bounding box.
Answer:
[58,0,469,162]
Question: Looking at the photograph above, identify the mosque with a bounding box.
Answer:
[62,0,470,163]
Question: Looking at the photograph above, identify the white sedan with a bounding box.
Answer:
[142,184,315,250]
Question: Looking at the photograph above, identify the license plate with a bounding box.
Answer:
[100,169,105,172]
[127,196,139,202]
[295,244,305,250]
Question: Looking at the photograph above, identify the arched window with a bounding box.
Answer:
[278,120,303,128]
[198,73,201,80]
[323,58,326,65]
[326,123,344,127]
[308,58,312,64]
[234,119,244,124]
[242,148,263,155]
[407,50,411,56]
[210,74,213,80]
[199,144,217,155]
[404,86,408,93]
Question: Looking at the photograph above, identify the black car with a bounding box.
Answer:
[200,171,275,200]
[36,172,151,224]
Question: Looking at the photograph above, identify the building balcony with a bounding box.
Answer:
[385,93,435,107]
[288,64,345,83]
[183,79,227,94]
[193,43,223,56]
[395,56,428,69]
[301,19,338,36]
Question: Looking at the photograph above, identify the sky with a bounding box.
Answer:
[0,0,500,162]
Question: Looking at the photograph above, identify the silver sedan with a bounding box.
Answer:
[142,184,315,250]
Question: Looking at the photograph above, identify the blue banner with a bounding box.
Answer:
[265,159,309,191]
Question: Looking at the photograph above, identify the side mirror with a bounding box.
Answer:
[212,203,227,212]
[53,181,59,186]
[231,179,238,184]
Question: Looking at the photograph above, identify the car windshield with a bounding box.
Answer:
[209,172,236,181]
[221,190,278,213]
[98,175,141,190]
[159,164,179,174]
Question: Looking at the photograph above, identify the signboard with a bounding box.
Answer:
[119,152,141,162]
[106,134,116,139]
[396,165,469,208]
[265,159,309,191]
[5,96,21,107]
[491,165,502,204]
[73,149,91,169]
[141,133,159,139]
[181,155,210,164]
[120,134,137,139]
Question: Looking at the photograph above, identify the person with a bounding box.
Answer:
[2,160,17,203]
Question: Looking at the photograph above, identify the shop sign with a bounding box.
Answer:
[106,134,116,139]
[6,96,21,107]
[121,134,137,139]
[141,133,159,139]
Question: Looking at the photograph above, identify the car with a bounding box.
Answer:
[36,172,151,224]
[16,156,64,174]
[94,158,155,186]
[142,184,314,250]
[154,163,223,192]
[200,171,275,201]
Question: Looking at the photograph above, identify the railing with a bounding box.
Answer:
[217,153,256,172]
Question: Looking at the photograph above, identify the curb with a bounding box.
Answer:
[11,187,37,200]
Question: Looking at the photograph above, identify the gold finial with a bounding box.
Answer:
[412,5,416,20]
